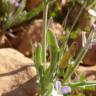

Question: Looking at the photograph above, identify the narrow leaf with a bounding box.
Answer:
[35,43,42,68]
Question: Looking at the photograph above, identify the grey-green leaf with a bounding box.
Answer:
[47,30,59,50]
[35,43,42,68]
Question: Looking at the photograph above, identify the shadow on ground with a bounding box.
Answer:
[0,64,39,96]
[2,76,39,96]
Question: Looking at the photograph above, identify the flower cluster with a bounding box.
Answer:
[52,81,71,96]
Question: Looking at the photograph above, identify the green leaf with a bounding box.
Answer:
[79,74,86,81]
[3,11,27,29]
[35,43,46,93]
[47,30,59,51]
[15,0,26,14]
[3,0,27,29]
[0,0,14,15]
[47,30,60,80]
[3,2,43,29]
[35,43,42,68]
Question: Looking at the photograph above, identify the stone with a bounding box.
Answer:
[26,0,41,11]
[0,48,38,96]
[78,65,96,80]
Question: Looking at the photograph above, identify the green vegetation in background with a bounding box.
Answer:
[0,0,43,29]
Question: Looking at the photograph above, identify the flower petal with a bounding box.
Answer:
[55,80,62,91]
[60,86,71,94]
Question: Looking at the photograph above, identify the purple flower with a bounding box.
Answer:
[54,80,71,95]
[55,80,62,92]
[60,86,71,94]
[9,0,19,7]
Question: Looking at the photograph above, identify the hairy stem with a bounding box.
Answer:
[42,1,48,65]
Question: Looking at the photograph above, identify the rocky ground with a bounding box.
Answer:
[0,1,96,95]
[0,19,96,96]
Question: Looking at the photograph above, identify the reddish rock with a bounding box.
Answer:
[26,0,42,11]
[69,33,96,66]
[83,44,96,66]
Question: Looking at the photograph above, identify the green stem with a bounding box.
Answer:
[63,30,94,83]
[66,81,96,88]
[60,2,86,57]
[70,2,86,32]
[42,1,49,65]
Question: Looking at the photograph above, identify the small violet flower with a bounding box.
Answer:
[9,0,19,7]
[55,80,62,92]
[60,86,71,94]
[54,80,71,95]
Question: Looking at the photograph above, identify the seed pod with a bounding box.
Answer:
[59,42,78,69]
